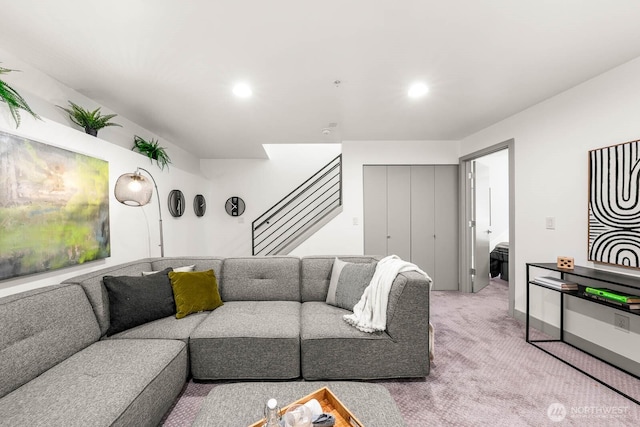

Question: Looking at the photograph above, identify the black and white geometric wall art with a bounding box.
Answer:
[588,139,640,268]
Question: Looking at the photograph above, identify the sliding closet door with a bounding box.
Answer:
[363,164,458,290]
[433,166,459,290]
[363,166,388,256]
[386,166,411,261]
[410,166,436,278]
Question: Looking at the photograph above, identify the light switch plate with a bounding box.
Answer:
[545,217,556,230]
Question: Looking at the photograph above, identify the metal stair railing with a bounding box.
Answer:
[252,154,342,255]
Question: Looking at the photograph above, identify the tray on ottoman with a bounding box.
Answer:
[249,386,363,427]
[192,381,406,427]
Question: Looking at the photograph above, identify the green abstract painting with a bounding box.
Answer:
[0,130,110,280]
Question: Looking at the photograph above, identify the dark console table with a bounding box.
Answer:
[525,262,640,404]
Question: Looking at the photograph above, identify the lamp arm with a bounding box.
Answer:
[136,167,165,257]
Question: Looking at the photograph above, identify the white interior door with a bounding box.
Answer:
[473,161,491,292]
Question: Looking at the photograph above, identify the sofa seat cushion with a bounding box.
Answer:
[190,301,301,380]
[301,301,389,341]
[106,312,209,342]
[0,284,101,399]
[0,339,187,427]
[301,302,425,380]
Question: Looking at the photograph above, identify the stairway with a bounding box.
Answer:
[252,155,342,255]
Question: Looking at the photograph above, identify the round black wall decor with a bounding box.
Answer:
[225,196,245,216]
[168,190,185,217]
[193,194,206,217]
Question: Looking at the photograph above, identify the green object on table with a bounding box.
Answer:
[584,287,640,303]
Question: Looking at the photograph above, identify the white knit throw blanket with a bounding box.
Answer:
[343,255,432,333]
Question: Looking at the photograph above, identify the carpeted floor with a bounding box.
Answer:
[162,279,639,426]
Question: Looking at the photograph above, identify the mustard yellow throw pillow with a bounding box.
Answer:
[169,269,223,319]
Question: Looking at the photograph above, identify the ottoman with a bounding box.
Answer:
[192,381,407,427]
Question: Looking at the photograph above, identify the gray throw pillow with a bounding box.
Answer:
[141,264,195,276]
[326,258,377,311]
[103,267,175,336]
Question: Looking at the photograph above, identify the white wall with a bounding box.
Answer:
[293,140,460,255]
[200,140,460,257]
[0,48,200,174]
[460,56,640,362]
[0,50,212,297]
[200,143,341,256]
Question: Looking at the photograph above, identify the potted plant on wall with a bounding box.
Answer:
[57,101,121,137]
[0,65,40,127]
[132,135,171,170]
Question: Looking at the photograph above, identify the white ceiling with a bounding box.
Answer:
[3,1,640,159]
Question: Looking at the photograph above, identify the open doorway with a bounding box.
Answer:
[478,150,510,283]
[459,139,515,315]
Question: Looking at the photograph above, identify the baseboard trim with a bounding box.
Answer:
[564,332,640,377]
[515,309,640,377]
[514,308,560,337]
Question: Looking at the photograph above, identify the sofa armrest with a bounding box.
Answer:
[385,271,430,341]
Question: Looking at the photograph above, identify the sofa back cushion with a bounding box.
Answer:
[300,256,381,302]
[0,284,100,399]
[62,257,224,336]
[221,257,300,301]
[62,260,154,336]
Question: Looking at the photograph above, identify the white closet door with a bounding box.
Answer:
[386,166,412,261]
[434,165,459,290]
[410,165,436,280]
[363,166,388,256]
[363,164,459,291]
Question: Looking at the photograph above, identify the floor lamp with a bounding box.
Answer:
[114,167,164,257]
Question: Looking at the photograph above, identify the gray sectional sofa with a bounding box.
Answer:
[0,255,430,426]
[0,282,187,427]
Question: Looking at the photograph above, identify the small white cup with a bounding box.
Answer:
[283,404,312,427]
[303,399,322,418]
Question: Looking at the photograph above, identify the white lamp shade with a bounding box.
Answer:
[114,173,153,206]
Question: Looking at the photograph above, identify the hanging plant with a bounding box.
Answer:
[132,135,171,170]
[0,65,41,128]
[57,101,121,136]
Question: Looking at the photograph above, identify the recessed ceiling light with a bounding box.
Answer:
[408,82,428,98]
[232,83,252,98]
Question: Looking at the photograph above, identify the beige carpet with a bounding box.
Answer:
[162,279,639,426]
